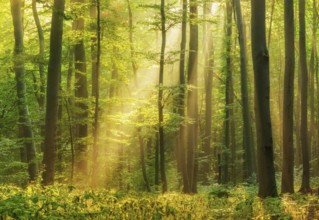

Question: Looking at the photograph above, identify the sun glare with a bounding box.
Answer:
[211,3,220,16]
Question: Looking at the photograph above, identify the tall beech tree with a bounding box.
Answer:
[91,0,101,187]
[222,0,233,184]
[158,0,167,193]
[281,0,295,194]
[201,1,214,184]
[42,0,65,185]
[251,0,277,197]
[178,0,188,190]
[185,0,199,193]
[309,0,318,176]
[234,0,255,181]
[299,0,310,193]
[11,0,38,181]
[31,0,45,150]
[72,0,89,175]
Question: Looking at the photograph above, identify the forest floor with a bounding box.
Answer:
[0,183,319,219]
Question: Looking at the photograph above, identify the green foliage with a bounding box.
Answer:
[0,184,317,219]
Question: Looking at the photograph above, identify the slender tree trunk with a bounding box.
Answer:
[185,0,198,193]
[295,65,302,167]
[91,0,100,187]
[299,0,311,193]
[31,0,45,153]
[202,2,213,185]
[251,0,277,198]
[11,0,38,181]
[127,0,138,86]
[158,0,167,193]
[42,0,65,185]
[138,129,151,192]
[234,0,255,182]
[222,0,233,184]
[281,0,295,194]
[91,0,98,98]
[309,0,317,176]
[31,0,45,111]
[155,133,160,187]
[72,0,89,176]
[66,46,76,180]
[177,0,188,191]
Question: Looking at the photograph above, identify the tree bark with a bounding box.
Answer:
[155,133,160,187]
[127,0,138,86]
[234,0,255,182]
[299,0,311,193]
[177,0,188,191]
[202,1,213,185]
[309,0,317,176]
[91,0,100,187]
[251,0,278,198]
[31,0,45,153]
[42,0,65,185]
[138,129,151,192]
[158,0,167,193]
[11,0,38,181]
[222,0,233,184]
[281,0,295,194]
[185,0,198,193]
[72,0,89,176]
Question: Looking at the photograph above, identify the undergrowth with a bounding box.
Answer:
[0,184,318,219]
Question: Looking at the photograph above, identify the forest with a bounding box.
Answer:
[1,0,319,219]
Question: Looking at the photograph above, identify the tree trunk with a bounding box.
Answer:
[185,0,198,193]
[138,129,151,192]
[177,0,188,191]
[11,0,38,181]
[251,0,277,198]
[309,0,317,176]
[234,0,255,182]
[155,133,160,187]
[127,0,138,86]
[222,0,232,184]
[295,65,302,167]
[42,0,65,185]
[72,0,89,176]
[281,0,295,194]
[299,0,311,193]
[202,1,213,185]
[158,0,167,193]
[91,0,100,187]
[31,0,45,153]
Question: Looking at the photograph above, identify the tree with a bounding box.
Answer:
[11,0,38,181]
[221,0,233,184]
[31,0,45,152]
[42,0,65,185]
[158,0,167,193]
[127,0,138,86]
[177,0,188,190]
[234,0,255,182]
[137,128,151,192]
[281,0,295,194]
[72,0,89,176]
[251,0,277,197]
[185,0,199,193]
[201,0,214,185]
[308,0,318,176]
[91,0,100,187]
[298,0,310,193]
